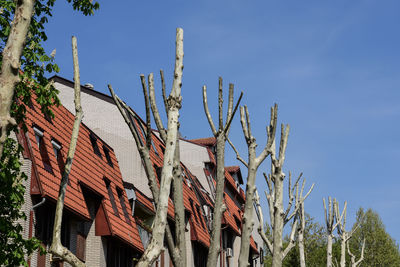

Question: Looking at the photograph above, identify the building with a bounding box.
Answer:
[18,92,144,266]
[40,75,264,266]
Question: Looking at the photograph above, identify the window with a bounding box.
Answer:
[33,126,52,173]
[151,139,159,157]
[190,199,198,223]
[51,139,65,176]
[117,187,131,225]
[89,133,102,158]
[196,205,206,229]
[105,179,119,217]
[253,202,261,221]
[103,145,113,167]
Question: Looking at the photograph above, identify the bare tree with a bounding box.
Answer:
[252,136,313,267]
[347,238,365,267]
[334,201,364,267]
[297,179,315,267]
[109,28,184,267]
[202,79,242,267]
[323,197,345,267]
[226,104,277,267]
[49,36,85,267]
[0,0,35,156]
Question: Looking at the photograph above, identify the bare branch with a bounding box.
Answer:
[160,69,168,116]
[224,91,243,134]
[141,74,152,149]
[148,73,167,142]
[218,77,223,130]
[202,85,217,136]
[225,83,234,128]
[50,36,85,267]
[244,105,252,139]
[283,217,298,259]
[278,124,290,166]
[255,190,273,254]
[108,86,143,150]
[226,137,248,167]
[240,106,249,140]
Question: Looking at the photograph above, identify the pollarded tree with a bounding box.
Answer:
[202,78,242,267]
[109,28,185,267]
[249,112,314,267]
[0,1,98,265]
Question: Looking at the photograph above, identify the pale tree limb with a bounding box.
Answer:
[347,238,365,267]
[148,73,167,142]
[238,104,278,267]
[295,179,315,267]
[255,190,273,254]
[334,201,348,267]
[298,203,306,267]
[203,78,242,267]
[226,137,248,167]
[0,0,35,156]
[160,70,168,118]
[282,217,298,259]
[136,28,184,267]
[323,197,346,267]
[108,28,185,267]
[108,86,180,266]
[49,36,85,267]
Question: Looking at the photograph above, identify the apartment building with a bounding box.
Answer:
[18,93,144,266]
[49,75,263,266]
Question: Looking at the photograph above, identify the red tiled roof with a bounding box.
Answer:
[190,137,216,146]
[24,95,144,252]
[250,236,259,254]
[134,188,155,213]
[223,193,242,236]
[225,166,240,173]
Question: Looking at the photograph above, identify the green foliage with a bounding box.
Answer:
[348,208,400,267]
[0,0,99,265]
[0,138,41,266]
[277,213,327,267]
[0,0,99,132]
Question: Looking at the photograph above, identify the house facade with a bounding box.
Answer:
[18,93,144,267]
[28,75,265,267]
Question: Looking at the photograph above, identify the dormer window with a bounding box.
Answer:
[89,133,102,158]
[51,139,65,176]
[33,126,52,173]
[105,179,119,217]
[103,145,113,167]
[117,187,131,225]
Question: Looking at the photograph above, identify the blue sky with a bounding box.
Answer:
[43,0,400,242]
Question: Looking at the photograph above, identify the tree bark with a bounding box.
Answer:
[0,0,35,156]
[298,203,306,267]
[136,28,184,267]
[49,36,85,267]
[203,80,242,267]
[323,197,345,267]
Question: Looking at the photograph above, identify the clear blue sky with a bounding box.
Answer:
[43,0,400,243]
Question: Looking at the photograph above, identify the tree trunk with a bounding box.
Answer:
[206,134,226,267]
[238,144,257,267]
[339,233,346,267]
[298,204,306,267]
[271,171,284,267]
[0,0,35,155]
[327,234,333,267]
[172,140,186,267]
[49,36,85,267]
[136,28,183,267]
